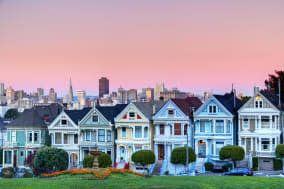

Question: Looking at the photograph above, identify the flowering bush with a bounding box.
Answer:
[41,168,144,180]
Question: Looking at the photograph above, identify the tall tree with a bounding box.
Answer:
[265,70,284,102]
[4,109,19,120]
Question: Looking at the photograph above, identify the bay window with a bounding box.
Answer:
[135,126,142,138]
[215,120,224,133]
[200,120,205,133]
[98,129,105,142]
[55,133,62,144]
[174,123,181,135]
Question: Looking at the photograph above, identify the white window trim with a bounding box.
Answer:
[92,114,99,123]
[242,119,249,129]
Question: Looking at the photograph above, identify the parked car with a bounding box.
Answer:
[223,168,253,176]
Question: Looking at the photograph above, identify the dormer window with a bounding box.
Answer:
[209,105,217,113]
[168,110,174,115]
[129,112,135,118]
[92,115,98,122]
[255,96,263,108]
[61,119,67,126]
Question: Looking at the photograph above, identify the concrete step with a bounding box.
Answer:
[152,160,163,175]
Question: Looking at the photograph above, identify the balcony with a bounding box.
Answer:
[3,142,19,148]
[256,151,275,157]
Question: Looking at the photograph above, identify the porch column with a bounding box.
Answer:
[259,137,261,152]
[251,137,253,152]
[258,115,262,128]
[164,143,166,160]
[11,150,14,167]
[213,120,216,134]
[270,137,272,152]
[244,137,247,154]
[172,124,174,136]
[154,144,158,162]
[2,150,5,166]
[182,124,184,136]
[269,115,272,129]
[142,126,144,138]
[212,142,215,156]
[105,129,107,142]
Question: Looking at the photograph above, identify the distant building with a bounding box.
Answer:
[154,83,165,101]
[99,77,109,98]
[17,98,33,112]
[146,88,154,102]
[203,91,212,102]
[77,90,86,108]
[0,83,5,96]
[48,88,57,102]
[15,90,26,100]
[127,89,137,103]
[160,88,187,101]
[37,88,44,97]
[118,87,127,104]
[68,78,74,103]
[6,86,15,103]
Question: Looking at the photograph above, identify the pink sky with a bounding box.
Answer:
[0,0,284,96]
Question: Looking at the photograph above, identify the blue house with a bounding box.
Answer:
[193,92,242,164]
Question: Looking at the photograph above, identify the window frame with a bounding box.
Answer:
[107,130,111,142]
[174,123,181,135]
[135,126,142,138]
[98,129,105,142]
[121,127,127,138]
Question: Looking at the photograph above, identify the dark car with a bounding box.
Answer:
[223,168,253,176]
[212,161,230,172]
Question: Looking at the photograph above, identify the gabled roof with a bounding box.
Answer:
[213,92,242,115]
[8,103,63,128]
[133,101,166,119]
[172,97,202,119]
[260,90,284,111]
[65,107,92,124]
[96,104,128,124]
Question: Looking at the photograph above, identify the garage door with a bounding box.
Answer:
[259,158,273,171]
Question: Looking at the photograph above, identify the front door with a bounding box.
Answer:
[158,144,164,160]
[198,140,206,158]
[13,151,17,168]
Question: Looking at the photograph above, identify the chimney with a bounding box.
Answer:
[153,104,156,114]
[254,86,260,96]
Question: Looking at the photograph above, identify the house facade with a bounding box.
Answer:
[238,87,283,170]
[152,97,202,175]
[48,108,91,169]
[78,105,126,166]
[3,104,62,168]
[114,101,164,171]
[194,93,241,164]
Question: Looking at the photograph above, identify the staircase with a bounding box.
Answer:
[116,161,126,169]
[152,160,163,175]
[195,158,206,173]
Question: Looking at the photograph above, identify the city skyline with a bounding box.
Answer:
[1,0,284,96]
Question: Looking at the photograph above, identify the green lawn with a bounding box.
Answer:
[0,173,284,189]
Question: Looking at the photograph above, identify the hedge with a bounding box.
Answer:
[2,167,15,178]
[204,162,213,171]
[252,157,258,171]
[171,147,196,165]
[83,155,95,168]
[132,150,155,166]
[273,158,283,171]
[98,153,112,168]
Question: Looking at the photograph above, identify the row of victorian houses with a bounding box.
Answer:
[2,87,284,174]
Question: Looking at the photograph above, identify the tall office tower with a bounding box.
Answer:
[127,89,137,103]
[0,83,4,96]
[145,88,154,102]
[118,87,127,104]
[68,78,74,103]
[48,88,57,102]
[6,86,15,102]
[37,88,44,97]
[15,90,26,100]
[77,90,86,107]
[99,77,109,98]
[154,83,165,100]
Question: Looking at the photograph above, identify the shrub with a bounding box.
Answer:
[98,153,112,168]
[2,167,15,178]
[204,162,213,171]
[276,144,284,158]
[219,145,245,168]
[224,163,232,172]
[171,147,196,165]
[252,157,258,171]
[33,147,68,174]
[132,150,155,174]
[273,158,283,171]
[83,155,95,168]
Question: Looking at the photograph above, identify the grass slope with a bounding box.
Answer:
[0,173,283,189]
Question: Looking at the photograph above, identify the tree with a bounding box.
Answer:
[132,150,155,174]
[45,130,51,146]
[275,144,284,174]
[265,70,284,103]
[240,96,251,104]
[98,153,112,168]
[219,145,245,168]
[83,155,94,168]
[33,147,68,174]
[4,109,19,120]
[171,147,196,174]
[24,151,36,168]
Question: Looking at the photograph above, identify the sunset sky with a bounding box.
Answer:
[0,0,284,96]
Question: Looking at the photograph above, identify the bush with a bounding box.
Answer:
[219,145,245,168]
[33,147,68,174]
[224,163,232,172]
[83,155,94,168]
[132,150,155,167]
[2,167,15,178]
[273,158,283,171]
[98,153,112,168]
[171,147,196,165]
[204,162,213,171]
[252,157,258,171]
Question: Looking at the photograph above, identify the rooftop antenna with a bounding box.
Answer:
[278,78,281,106]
